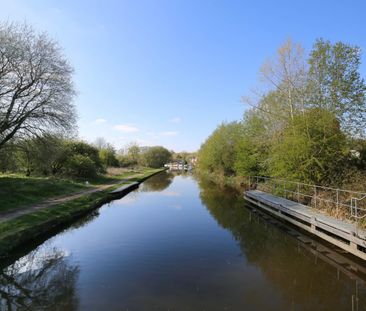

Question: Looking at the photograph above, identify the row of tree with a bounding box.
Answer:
[198,38,366,187]
[0,135,172,178]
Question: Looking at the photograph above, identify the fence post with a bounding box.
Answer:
[297,183,300,202]
[355,200,358,222]
[336,189,339,216]
[351,198,354,218]
[314,186,317,209]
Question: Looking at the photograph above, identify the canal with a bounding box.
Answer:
[1,171,366,310]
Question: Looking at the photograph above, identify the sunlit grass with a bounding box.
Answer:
[0,167,160,213]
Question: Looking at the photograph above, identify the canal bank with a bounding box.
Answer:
[0,168,165,257]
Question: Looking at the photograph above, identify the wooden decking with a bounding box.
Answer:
[245,190,366,261]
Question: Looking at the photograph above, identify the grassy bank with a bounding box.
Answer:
[0,168,165,257]
[0,175,89,213]
[0,167,156,213]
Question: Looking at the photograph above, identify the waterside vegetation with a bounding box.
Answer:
[198,38,366,190]
[197,38,366,225]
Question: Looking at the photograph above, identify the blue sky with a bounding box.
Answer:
[1,0,366,152]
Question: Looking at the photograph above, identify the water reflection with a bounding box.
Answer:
[139,171,174,192]
[198,177,366,310]
[0,244,79,310]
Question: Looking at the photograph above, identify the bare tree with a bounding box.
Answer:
[259,38,308,120]
[242,38,308,124]
[0,22,76,149]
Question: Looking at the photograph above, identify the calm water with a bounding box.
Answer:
[1,172,366,310]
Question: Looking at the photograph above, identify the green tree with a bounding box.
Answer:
[125,142,141,166]
[0,143,19,173]
[99,144,119,168]
[17,135,66,176]
[235,112,269,176]
[197,122,242,176]
[269,108,348,185]
[307,39,366,135]
[141,146,172,168]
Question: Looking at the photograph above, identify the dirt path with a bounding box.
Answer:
[0,179,130,224]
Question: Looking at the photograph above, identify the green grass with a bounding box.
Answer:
[0,168,161,213]
[0,174,89,213]
[0,190,108,257]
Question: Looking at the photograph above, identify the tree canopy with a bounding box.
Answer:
[141,146,172,168]
[0,22,76,149]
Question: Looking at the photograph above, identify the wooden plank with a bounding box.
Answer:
[246,190,365,239]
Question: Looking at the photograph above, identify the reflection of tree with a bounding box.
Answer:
[0,246,79,310]
[140,171,174,192]
[198,176,366,310]
[168,170,190,178]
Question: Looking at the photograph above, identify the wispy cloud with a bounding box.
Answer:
[160,131,179,137]
[92,118,107,125]
[169,117,181,123]
[113,124,139,133]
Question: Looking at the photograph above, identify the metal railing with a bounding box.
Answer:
[247,176,366,223]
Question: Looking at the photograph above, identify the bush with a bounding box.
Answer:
[269,109,348,185]
[65,154,97,178]
[141,146,172,168]
[234,113,269,177]
[197,122,242,176]
[99,146,119,168]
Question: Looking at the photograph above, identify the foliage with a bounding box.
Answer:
[99,144,119,168]
[141,146,172,168]
[65,141,104,176]
[197,122,242,176]
[269,109,348,185]
[0,22,76,149]
[307,39,366,135]
[117,154,136,168]
[64,154,98,178]
[199,38,366,188]
[16,135,66,176]
[126,142,141,166]
[234,112,269,176]
[0,143,19,173]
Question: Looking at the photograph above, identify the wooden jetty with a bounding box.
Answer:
[245,190,366,261]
